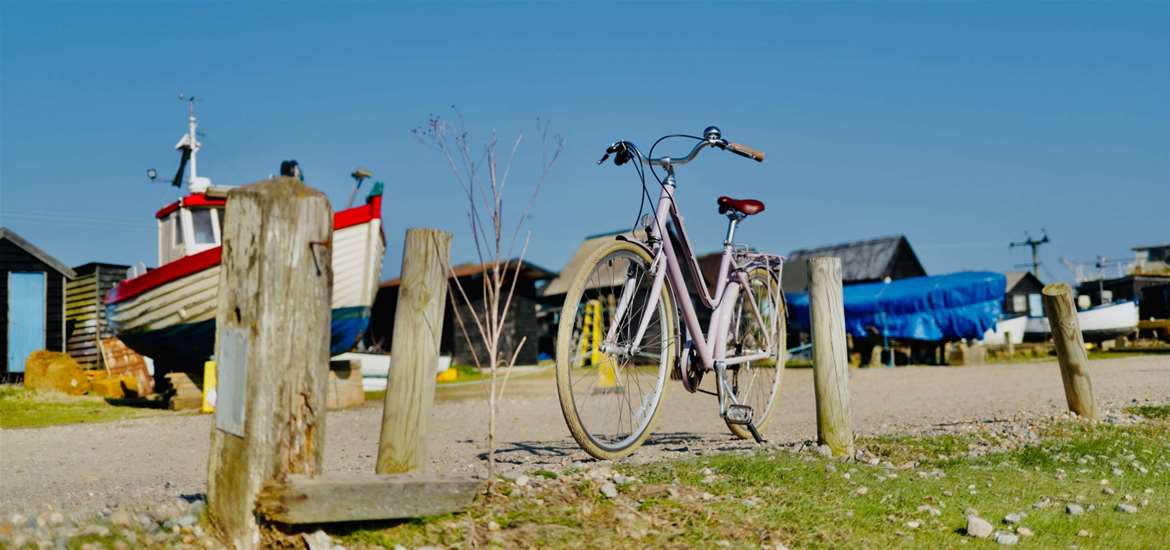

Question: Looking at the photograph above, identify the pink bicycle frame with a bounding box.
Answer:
[604,175,779,373]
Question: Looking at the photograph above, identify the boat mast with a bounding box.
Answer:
[186,96,199,188]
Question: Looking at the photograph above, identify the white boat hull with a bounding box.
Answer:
[1023,301,1139,343]
[982,315,1027,346]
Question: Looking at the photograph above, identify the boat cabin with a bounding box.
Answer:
[154,193,227,265]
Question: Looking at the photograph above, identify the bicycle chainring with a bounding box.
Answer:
[679,347,704,393]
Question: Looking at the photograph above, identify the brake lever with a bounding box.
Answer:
[599,141,633,166]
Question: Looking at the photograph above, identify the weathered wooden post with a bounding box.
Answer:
[377,228,453,474]
[1005,331,1015,359]
[206,178,333,549]
[1042,283,1099,420]
[808,257,855,458]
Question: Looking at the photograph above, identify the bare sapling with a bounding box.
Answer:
[413,111,563,482]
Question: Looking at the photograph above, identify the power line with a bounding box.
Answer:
[1010,229,1050,276]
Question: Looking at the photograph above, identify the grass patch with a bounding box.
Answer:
[1125,404,1170,420]
[0,385,172,429]
[340,407,1170,549]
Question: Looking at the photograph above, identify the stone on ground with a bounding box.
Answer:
[966,515,994,538]
[1066,503,1085,515]
[995,532,1019,545]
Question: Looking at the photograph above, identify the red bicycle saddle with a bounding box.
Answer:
[717,196,765,216]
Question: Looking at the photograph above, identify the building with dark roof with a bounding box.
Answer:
[369,259,557,366]
[65,262,130,368]
[1,227,76,378]
[780,235,926,293]
[1002,271,1046,318]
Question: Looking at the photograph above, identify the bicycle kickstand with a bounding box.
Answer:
[745,422,766,444]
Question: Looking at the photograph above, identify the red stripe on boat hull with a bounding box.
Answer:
[109,196,382,305]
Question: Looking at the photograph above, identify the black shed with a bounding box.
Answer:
[1,227,76,378]
[780,235,926,293]
[368,259,557,367]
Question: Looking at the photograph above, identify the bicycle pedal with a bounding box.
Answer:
[724,404,754,425]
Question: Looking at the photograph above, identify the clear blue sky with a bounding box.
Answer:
[2,3,1167,283]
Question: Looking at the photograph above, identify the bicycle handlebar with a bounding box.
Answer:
[597,126,765,169]
[726,142,765,162]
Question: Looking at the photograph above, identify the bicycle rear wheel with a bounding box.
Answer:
[555,240,676,460]
[722,267,787,439]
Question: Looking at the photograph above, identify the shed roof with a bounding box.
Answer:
[379,258,555,289]
[1003,270,1044,292]
[1132,243,1170,251]
[780,235,923,292]
[542,230,641,297]
[0,227,76,278]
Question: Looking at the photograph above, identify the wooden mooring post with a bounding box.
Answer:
[1042,283,1100,420]
[808,257,855,458]
[205,184,477,547]
[377,228,453,474]
[206,178,333,549]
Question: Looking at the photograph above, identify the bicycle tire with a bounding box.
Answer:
[555,239,677,460]
[722,267,787,439]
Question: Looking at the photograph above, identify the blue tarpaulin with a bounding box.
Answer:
[787,272,1006,341]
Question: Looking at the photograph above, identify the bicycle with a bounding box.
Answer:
[556,126,788,460]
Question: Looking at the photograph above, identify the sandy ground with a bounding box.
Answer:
[1,355,1167,516]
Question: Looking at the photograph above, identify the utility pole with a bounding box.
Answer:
[1011,230,1050,276]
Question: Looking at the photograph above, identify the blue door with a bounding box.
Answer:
[7,272,46,373]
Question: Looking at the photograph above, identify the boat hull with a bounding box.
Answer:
[108,200,384,369]
[981,315,1027,346]
[1022,301,1139,343]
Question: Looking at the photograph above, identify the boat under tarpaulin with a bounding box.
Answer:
[787,272,1007,341]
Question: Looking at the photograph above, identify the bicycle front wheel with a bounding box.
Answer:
[555,240,676,460]
[722,267,787,439]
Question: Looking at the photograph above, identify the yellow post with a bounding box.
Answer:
[589,301,602,367]
[201,360,217,413]
[576,301,594,367]
[593,301,618,389]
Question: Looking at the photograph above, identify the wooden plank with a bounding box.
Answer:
[256,474,481,524]
[1042,283,1099,420]
[376,228,452,474]
[808,257,855,458]
[206,178,333,550]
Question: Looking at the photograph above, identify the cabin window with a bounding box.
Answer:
[172,213,184,246]
[1011,294,1027,313]
[192,209,217,244]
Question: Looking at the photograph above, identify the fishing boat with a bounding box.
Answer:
[1023,300,1139,343]
[105,99,385,372]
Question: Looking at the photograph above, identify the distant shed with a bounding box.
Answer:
[1,227,76,378]
[780,235,926,293]
[1003,271,1045,318]
[65,262,129,368]
[369,259,556,367]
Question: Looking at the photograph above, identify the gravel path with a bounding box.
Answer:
[2,355,1167,517]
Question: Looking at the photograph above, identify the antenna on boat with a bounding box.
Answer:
[346,168,373,208]
[1011,229,1050,276]
[147,94,212,192]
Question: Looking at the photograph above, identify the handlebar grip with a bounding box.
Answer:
[727,142,765,162]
